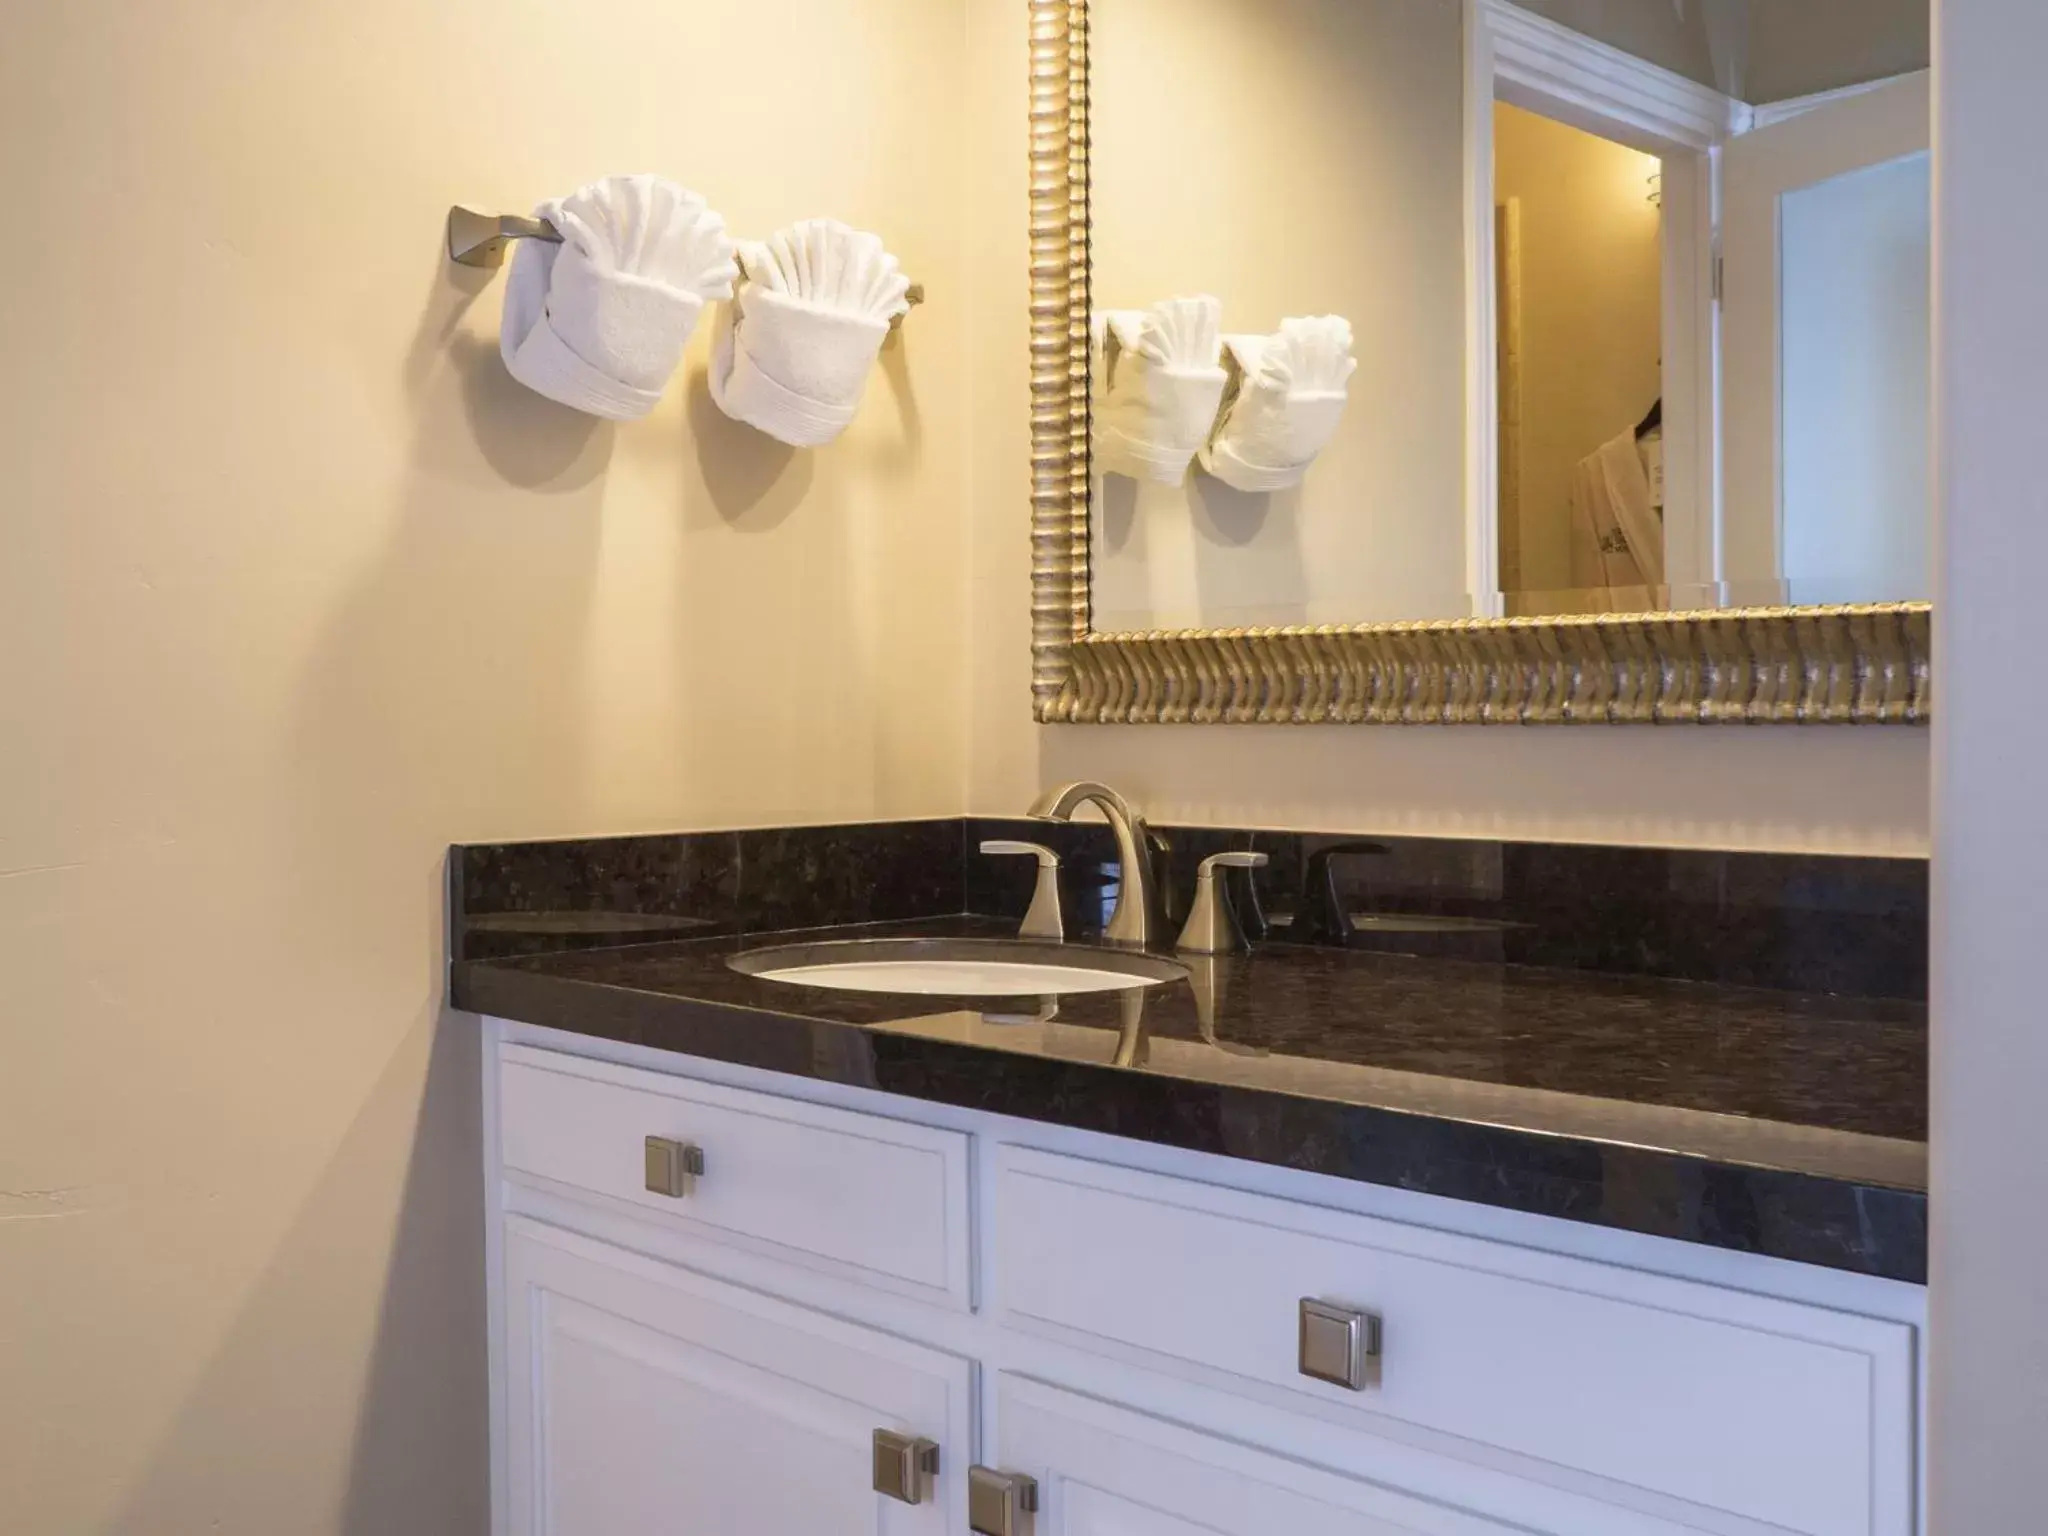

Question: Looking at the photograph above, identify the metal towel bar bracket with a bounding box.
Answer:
[446,206,562,268]
[445,204,924,328]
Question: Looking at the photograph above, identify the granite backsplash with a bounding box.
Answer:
[453,818,1925,1003]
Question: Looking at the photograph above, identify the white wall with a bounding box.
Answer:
[965,0,1928,854]
[1929,0,2048,1524]
[0,2,968,1531]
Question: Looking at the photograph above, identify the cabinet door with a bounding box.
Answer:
[988,1374,1703,1536]
[502,1217,971,1536]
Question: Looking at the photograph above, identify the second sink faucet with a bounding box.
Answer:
[1028,781,1163,949]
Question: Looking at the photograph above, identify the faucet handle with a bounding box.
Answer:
[1300,840,1393,946]
[1177,851,1270,955]
[980,840,1065,942]
[1201,852,1269,870]
[981,839,1059,864]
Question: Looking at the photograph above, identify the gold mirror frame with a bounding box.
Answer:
[1026,0,1931,725]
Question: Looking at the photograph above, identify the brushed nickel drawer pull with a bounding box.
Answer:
[643,1136,705,1198]
[969,1466,1039,1536]
[872,1429,940,1504]
[1299,1297,1382,1390]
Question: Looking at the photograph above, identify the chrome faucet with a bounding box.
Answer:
[1028,781,1163,949]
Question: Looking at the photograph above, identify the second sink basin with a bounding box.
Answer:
[729,937,1188,998]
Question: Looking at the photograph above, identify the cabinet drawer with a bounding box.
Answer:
[497,1045,970,1305]
[993,1147,1915,1536]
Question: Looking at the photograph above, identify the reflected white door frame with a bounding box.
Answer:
[1463,0,1748,616]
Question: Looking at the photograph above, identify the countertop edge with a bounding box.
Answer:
[450,960,1929,1285]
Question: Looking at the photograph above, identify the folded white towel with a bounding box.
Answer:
[709,219,912,447]
[1093,296,1228,486]
[501,174,738,420]
[1199,316,1357,492]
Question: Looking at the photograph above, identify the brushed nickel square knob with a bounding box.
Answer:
[643,1136,705,1198]
[969,1466,1039,1536]
[873,1429,939,1505]
[1299,1297,1382,1390]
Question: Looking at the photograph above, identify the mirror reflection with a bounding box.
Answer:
[1088,0,1931,631]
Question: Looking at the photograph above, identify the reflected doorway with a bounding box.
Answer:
[1494,102,1667,617]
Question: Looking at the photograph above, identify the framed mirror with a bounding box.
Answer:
[1027,0,1931,724]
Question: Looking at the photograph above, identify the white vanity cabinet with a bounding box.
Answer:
[485,1030,1927,1536]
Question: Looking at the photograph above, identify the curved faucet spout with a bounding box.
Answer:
[1028,779,1139,822]
[1028,781,1162,949]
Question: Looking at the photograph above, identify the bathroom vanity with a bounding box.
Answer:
[454,817,1928,1536]
[445,0,1941,1525]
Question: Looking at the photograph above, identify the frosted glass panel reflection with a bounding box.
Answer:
[1779,151,1931,606]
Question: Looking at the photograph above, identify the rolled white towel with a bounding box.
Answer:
[501,174,738,420]
[1093,296,1227,487]
[1199,316,1357,492]
[709,219,912,447]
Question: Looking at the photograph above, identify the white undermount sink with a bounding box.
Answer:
[728,937,1188,997]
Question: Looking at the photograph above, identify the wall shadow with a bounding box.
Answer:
[103,989,487,1535]
[117,245,612,1532]
[682,362,813,530]
[1098,473,1138,553]
[862,334,927,473]
[1189,474,1278,547]
[1190,476,1310,624]
[405,245,613,493]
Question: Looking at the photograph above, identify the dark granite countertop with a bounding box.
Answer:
[454,914,1927,1283]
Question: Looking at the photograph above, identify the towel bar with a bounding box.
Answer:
[445,204,925,328]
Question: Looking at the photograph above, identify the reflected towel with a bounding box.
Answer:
[1094,296,1228,486]
[1198,316,1356,493]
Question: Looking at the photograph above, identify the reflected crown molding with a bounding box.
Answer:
[1478,0,1751,148]
[1025,0,1931,726]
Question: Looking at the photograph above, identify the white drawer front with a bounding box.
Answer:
[497,1045,970,1305]
[993,1147,1915,1536]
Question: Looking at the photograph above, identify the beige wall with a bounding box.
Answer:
[1494,102,1665,600]
[964,0,1927,854]
[0,1,967,1531]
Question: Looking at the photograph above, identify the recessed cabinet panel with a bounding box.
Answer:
[993,1147,1915,1536]
[502,1217,971,1536]
[497,1045,971,1305]
[990,1374,1636,1536]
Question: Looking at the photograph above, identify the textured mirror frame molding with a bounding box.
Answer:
[1024,0,1931,725]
